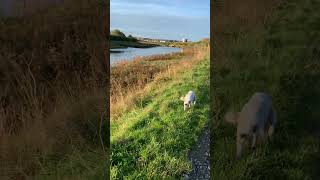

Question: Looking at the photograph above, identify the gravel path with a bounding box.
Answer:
[183,125,210,180]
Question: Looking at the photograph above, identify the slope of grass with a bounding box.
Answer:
[211,0,320,179]
[111,51,209,178]
[111,44,207,118]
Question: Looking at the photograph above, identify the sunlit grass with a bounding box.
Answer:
[110,44,210,178]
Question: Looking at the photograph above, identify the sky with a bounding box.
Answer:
[110,0,210,41]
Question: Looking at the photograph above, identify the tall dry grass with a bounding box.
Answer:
[110,42,209,119]
[0,0,108,178]
[214,0,281,33]
[212,0,283,87]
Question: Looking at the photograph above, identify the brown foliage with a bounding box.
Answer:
[214,0,281,34]
[0,0,108,178]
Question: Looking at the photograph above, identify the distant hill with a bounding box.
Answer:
[110,29,126,38]
[110,29,137,42]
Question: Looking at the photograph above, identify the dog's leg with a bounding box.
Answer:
[251,125,257,148]
[251,133,257,149]
[236,135,243,159]
[268,107,276,139]
[193,101,196,105]
[268,125,275,138]
[260,128,268,144]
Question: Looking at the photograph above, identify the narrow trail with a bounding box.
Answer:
[183,125,210,180]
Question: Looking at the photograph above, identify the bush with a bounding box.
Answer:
[110,29,126,38]
[110,30,138,42]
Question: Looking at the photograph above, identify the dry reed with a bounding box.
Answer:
[0,0,108,178]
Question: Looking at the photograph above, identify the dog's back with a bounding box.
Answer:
[238,92,273,136]
[227,92,276,158]
[186,91,196,102]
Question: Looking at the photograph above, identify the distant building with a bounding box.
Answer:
[182,38,188,42]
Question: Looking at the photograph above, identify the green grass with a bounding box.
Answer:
[211,0,320,179]
[111,54,209,178]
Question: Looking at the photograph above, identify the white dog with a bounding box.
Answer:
[225,92,277,159]
[180,91,196,111]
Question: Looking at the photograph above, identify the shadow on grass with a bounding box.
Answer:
[211,8,320,180]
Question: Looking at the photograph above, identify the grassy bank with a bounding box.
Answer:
[110,37,206,49]
[110,43,209,178]
[157,39,209,49]
[211,0,320,179]
[111,44,205,118]
[0,0,108,179]
[110,29,159,49]
[110,40,159,49]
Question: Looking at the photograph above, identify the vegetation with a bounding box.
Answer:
[110,42,210,178]
[110,29,137,42]
[0,0,108,179]
[156,41,195,48]
[110,40,158,49]
[109,29,159,49]
[211,0,320,179]
[110,29,127,38]
[109,29,198,49]
[111,41,208,117]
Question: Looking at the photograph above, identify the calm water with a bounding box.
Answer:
[110,46,182,64]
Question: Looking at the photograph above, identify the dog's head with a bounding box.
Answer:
[225,111,239,125]
[180,96,190,111]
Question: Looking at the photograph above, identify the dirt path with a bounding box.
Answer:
[183,125,210,180]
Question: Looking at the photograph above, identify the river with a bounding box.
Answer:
[110,46,182,65]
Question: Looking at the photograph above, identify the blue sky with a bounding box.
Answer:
[110,0,210,41]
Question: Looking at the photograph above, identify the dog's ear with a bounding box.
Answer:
[180,96,184,101]
[225,111,239,125]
